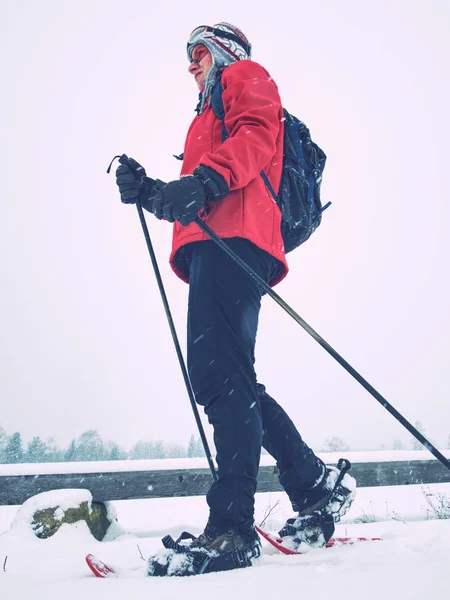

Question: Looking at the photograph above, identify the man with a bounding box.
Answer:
[116,22,355,577]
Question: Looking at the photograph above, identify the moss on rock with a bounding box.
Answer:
[31,500,112,540]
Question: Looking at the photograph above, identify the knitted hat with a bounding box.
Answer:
[187,22,252,67]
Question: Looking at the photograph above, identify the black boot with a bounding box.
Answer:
[148,525,261,577]
[279,459,356,550]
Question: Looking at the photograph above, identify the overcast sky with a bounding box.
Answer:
[1,0,449,454]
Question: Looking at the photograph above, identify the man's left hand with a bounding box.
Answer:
[149,176,207,226]
[149,166,230,226]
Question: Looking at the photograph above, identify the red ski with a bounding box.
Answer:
[86,553,117,578]
[255,525,381,555]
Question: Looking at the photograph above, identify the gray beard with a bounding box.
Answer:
[195,40,237,115]
[197,64,220,115]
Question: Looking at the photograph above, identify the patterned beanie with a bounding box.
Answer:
[187,22,252,66]
[187,23,252,114]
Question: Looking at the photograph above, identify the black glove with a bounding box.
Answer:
[148,165,230,226]
[115,157,155,205]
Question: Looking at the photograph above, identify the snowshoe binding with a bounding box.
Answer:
[147,526,261,577]
[279,458,356,550]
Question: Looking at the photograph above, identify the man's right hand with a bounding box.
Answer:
[115,157,155,204]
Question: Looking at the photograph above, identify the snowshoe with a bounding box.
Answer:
[147,527,261,577]
[279,458,356,550]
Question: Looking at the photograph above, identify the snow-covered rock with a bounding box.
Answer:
[9,489,119,540]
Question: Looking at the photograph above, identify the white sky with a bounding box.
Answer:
[1,0,449,453]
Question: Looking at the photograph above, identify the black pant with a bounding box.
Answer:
[185,238,326,535]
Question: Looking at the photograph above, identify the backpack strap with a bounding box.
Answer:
[260,171,278,201]
[210,76,278,201]
[210,78,229,143]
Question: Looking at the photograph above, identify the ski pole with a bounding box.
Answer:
[194,217,450,473]
[107,155,218,481]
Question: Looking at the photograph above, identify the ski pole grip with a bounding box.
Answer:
[106,154,145,182]
[119,154,146,183]
[118,154,130,167]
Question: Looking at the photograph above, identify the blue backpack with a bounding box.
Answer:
[211,79,330,253]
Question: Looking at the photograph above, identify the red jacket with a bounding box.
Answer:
[169,60,289,287]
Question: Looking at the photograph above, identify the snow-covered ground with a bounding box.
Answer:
[1,481,450,599]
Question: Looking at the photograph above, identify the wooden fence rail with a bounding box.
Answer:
[1,456,450,506]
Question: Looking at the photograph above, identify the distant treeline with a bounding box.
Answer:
[0,422,444,464]
[0,426,205,464]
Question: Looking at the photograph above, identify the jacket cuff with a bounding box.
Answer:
[194,165,230,202]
